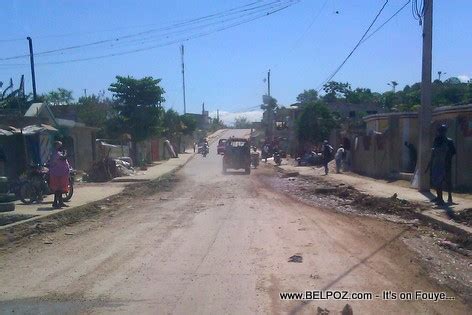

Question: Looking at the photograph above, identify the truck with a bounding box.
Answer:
[222,137,251,174]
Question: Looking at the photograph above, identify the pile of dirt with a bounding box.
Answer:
[453,208,472,227]
[303,178,424,219]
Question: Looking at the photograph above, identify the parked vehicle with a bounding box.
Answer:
[19,164,75,204]
[217,139,227,154]
[223,138,251,174]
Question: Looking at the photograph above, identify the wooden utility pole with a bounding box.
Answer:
[418,0,433,191]
[181,45,187,114]
[27,37,37,101]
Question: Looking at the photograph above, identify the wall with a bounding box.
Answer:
[353,104,472,191]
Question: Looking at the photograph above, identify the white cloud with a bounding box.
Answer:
[209,110,263,126]
[457,75,470,83]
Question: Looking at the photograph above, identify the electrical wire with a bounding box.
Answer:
[316,0,389,91]
[0,1,265,43]
[0,0,296,61]
[360,0,410,44]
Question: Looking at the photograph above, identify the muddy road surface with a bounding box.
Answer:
[0,129,469,314]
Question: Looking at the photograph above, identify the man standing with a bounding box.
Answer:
[427,124,456,205]
[322,140,334,175]
[334,145,345,174]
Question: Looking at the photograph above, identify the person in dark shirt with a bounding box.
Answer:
[427,124,456,205]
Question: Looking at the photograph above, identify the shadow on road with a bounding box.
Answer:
[289,228,410,315]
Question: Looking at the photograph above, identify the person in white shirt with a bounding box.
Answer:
[334,145,345,174]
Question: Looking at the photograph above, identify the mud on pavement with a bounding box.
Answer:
[0,172,180,250]
[255,165,472,305]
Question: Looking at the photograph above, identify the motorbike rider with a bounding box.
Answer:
[49,141,70,209]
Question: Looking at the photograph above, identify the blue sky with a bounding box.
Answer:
[0,0,471,123]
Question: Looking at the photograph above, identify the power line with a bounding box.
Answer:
[1,1,299,66]
[0,0,296,61]
[0,0,264,43]
[360,0,411,44]
[316,0,389,91]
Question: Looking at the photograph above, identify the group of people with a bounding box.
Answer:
[319,123,457,206]
[320,140,347,175]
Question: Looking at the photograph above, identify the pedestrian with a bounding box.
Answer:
[334,145,345,174]
[322,140,334,175]
[262,144,270,163]
[426,124,456,205]
[404,141,417,173]
[49,141,70,209]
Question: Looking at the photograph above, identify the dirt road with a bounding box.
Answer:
[0,129,469,314]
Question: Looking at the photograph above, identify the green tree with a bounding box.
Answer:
[234,116,252,129]
[44,88,74,105]
[180,114,197,135]
[107,75,165,144]
[322,81,351,103]
[76,95,112,129]
[296,101,337,144]
[296,89,318,104]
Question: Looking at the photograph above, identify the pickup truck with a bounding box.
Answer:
[222,138,251,174]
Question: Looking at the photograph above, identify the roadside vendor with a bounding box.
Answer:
[49,141,70,209]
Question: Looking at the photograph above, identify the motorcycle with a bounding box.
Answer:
[19,164,75,204]
[201,144,209,157]
[273,151,282,166]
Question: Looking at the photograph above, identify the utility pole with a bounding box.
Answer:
[417,0,433,191]
[180,44,187,114]
[217,109,219,122]
[267,69,271,96]
[27,37,37,101]
[83,89,87,97]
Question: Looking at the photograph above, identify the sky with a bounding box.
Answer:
[0,0,471,124]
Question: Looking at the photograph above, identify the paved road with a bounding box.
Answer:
[0,129,469,314]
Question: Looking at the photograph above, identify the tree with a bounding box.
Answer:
[296,89,318,104]
[296,101,337,144]
[107,75,165,144]
[44,88,74,105]
[346,88,374,104]
[180,114,197,135]
[76,94,112,129]
[322,81,351,103]
[163,109,181,138]
[234,116,252,129]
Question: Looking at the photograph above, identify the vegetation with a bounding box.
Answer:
[234,116,253,129]
[107,75,165,143]
[319,77,472,111]
[296,100,337,144]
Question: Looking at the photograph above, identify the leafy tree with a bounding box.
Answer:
[346,88,374,104]
[180,114,197,135]
[296,101,337,144]
[296,89,318,104]
[76,95,112,129]
[163,109,181,138]
[322,81,351,103]
[107,75,165,144]
[44,88,74,105]
[234,116,253,129]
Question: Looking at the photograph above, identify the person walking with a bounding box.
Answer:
[427,124,456,205]
[334,145,345,174]
[49,141,70,209]
[322,140,334,175]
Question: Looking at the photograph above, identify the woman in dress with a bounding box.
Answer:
[49,141,70,209]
